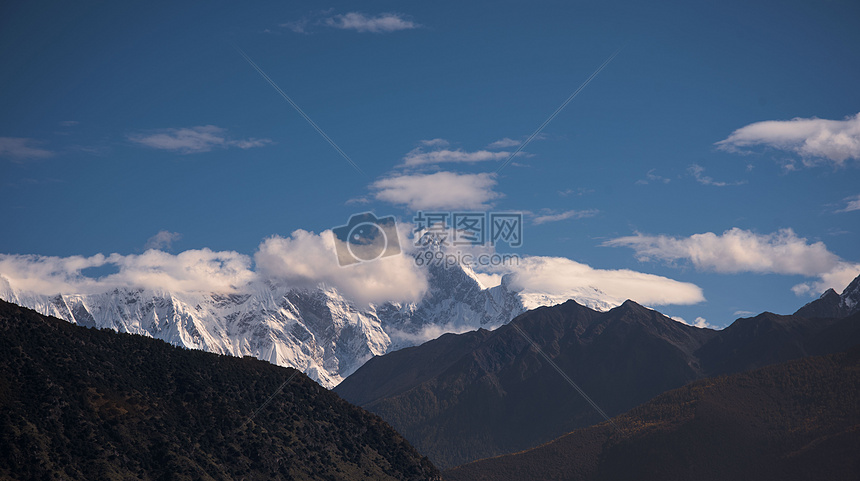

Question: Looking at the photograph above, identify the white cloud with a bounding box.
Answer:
[635,169,671,185]
[716,113,860,167]
[671,315,716,329]
[113,250,256,293]
[532,209,598,225]
[559,188,593,197]
[145,231,182,250]
[254,229,427,305]
[605,228,860,296]
[606,228,839,275]
[345,196,371,205]
[0,228,712,312]
[0,229,426,306]
[0,137,54,160]
[128,125,272,154]
[487,137,521,149]
[402,147,510,167]
[449,242,704,309]
[231,138,272,149]
[792,262,860,297]
[502,256,705,307]
[733,310,755,317]
[0,253,108,295]
[371,171,500,210]
[281,18,310,34]
[324,12,418,33]
[688,164,745,187]
[420,138,449,148]
[0,249,255,296]
[836,194,860,213]
[472,272,503,289]
[387,322,487,346]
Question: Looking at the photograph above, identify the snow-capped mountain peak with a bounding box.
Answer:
[0,257,630,388]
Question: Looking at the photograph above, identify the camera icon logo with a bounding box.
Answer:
[332,212,402,266]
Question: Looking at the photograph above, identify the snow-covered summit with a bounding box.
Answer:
[794,274,860,319]
[0,257,626,388]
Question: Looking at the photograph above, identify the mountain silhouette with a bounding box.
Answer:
[0,299,440,480]
[336,275,860,468]
[445,346,860,481]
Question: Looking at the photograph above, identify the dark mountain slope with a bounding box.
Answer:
[336,275,860,469]
[337,300,716,468]
[695,310,857,375]
[795,275,860,319]
[0,300,440,481]
[445,346,860,481]
[339,328,494,406]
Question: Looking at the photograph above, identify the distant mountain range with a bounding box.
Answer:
[335,275,860,468]
[0,257,627,388]
[3,271,859,479]
[0,299,440,481]
[444,346,860,481]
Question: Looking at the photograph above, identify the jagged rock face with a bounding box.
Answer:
[0,254,718,388]
[794,275,860,319]
[0,262,528,388]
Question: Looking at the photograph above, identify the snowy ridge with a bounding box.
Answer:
[498,273,621,312]
[794,274,860,320]
[841,275,860,312]
[0,261,624,388]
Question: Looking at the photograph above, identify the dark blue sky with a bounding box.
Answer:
[2,0,859,327]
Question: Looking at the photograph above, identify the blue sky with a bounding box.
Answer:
[1,0,859,327]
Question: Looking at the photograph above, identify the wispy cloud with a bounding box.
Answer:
[559,187,593,197]
[420,138,449,148]
[0,249,255,295]
[836,194,860,213]
[401,146,510,167]
[502,256,705,307]
[671,315,716,329]
[0,137,54,161]
[605,228,860,296]
[487,137,521,149]
[688,164,745,186]
[533,209,598,225]
[145,231,182,251]
[1,228,709,310]
[371,171,500,210]
[5,177,64,188]
[324,12,418,33]
[716,112,860,167]
[635,168,671,185]
[128,125,272,154]
[0,230,427,306]
[280,18,312,34]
